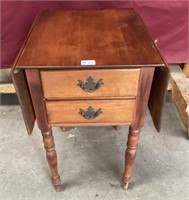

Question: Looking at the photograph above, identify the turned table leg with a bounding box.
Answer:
[25,70,61,191]
[122,126,140,190]
[42,129,61,192]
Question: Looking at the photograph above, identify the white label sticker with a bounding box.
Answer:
[81,60,96,66]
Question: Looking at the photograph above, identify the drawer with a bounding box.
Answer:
[41,69,140,99]
[46,100,136,124]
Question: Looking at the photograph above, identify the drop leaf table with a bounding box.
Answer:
[12,9,169,192]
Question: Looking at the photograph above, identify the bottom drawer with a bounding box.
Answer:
[46,100,136,125]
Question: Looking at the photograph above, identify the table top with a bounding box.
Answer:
[17,9,166,69]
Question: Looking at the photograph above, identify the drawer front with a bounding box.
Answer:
[41,69,140,99]
[46,100,136,124]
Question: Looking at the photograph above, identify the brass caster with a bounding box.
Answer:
[52,176,61,192]
[122,182,129,190]
[54,185,61,192]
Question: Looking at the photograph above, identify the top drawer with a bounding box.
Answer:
[40,69,140,99]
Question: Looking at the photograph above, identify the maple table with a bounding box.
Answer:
[12,9,169,192]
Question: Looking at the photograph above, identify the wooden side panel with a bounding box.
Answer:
[0,83,15,93]
[183,63,189,78]
[148,67,170,132]
[46,100,136,124]
[170,65,189,129]
[131,67,155,129]
[25,69,50,132]
[41,69,140,99]
[10,13,40,134]
[11,69,35,134]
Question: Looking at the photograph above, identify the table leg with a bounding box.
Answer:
[42,129,61,192]
[60,127,66,132]
[122,126,140,190]
[114,125,120,130]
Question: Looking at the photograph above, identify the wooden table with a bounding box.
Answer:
[12,9,169,192]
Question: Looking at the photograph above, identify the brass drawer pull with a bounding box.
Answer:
[79,106,102,120]
[77,76,104,93]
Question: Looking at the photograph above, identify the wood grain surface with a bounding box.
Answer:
[46,100,136,124]
[11,9,170,192]
[17,9,165,68]
[25,69,49,132]
[41,69,140,99]
[12,69,35,134]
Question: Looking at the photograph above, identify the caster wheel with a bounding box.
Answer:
[54,185,61,192]
[123,182,129,190]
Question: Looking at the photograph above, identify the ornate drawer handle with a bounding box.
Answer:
[77,76,104,93]
[79,106,102,120]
